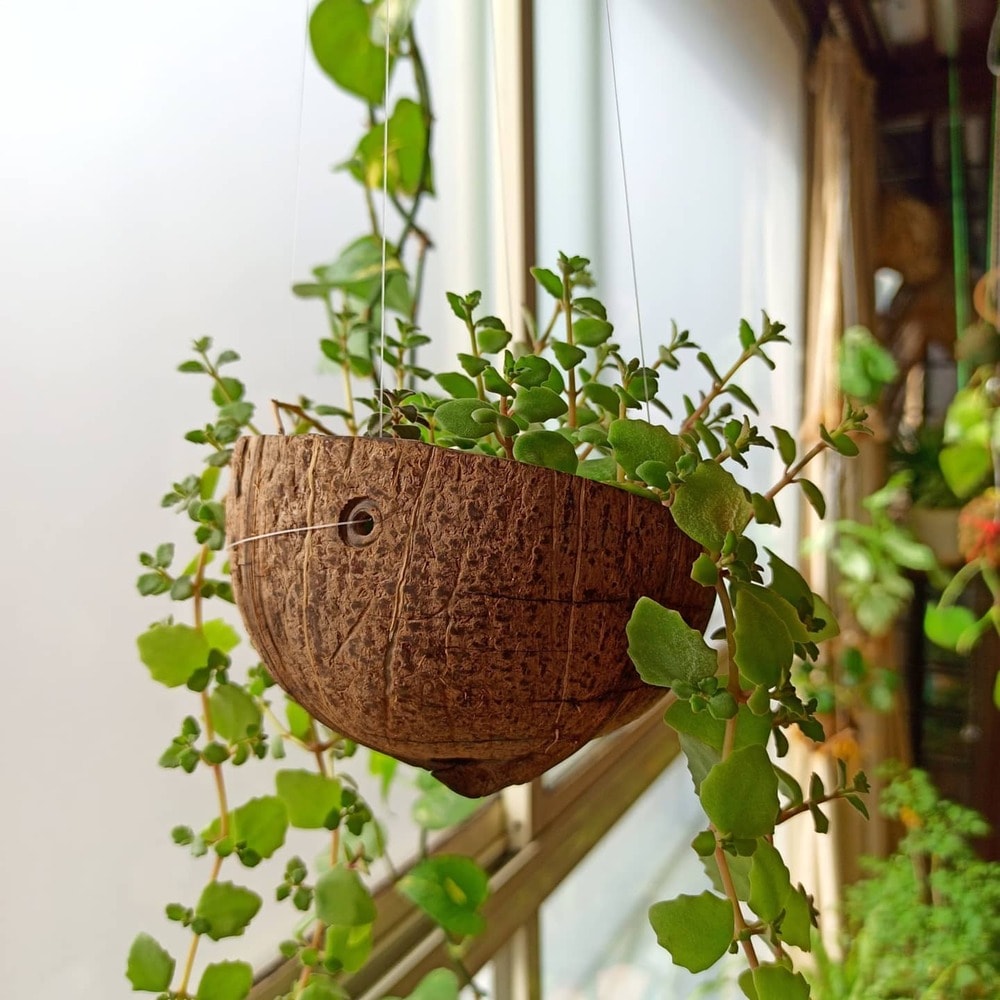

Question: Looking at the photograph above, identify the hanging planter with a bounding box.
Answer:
[228,433,713,796]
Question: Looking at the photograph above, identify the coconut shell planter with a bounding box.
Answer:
[228,435,713,796]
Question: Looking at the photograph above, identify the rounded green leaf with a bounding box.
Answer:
[671,462,753,552]
[512,430,578,474]
[530,266,563,299]
[397,855,489,938]
[434,372,479,399]
[137,623,209,688]
[733,587,792,687]
[648,892,733,972]
[299,982,346,1000]
[126,933,175,992]
[195,882,261,940]
[196,960,253,1000]
[325,922,374,973]
[627,597,718,688]
[739,964,811,1000]
[573,317,613,346]
[607,418,681,478]
[748,839,792,923]
[315,867,376,927]
[476,326,511,354]
[513,386,567,423]
[385,968,461,1000]
[701,745,778,838]
[209,685,261,743]
[924,603,977,650]
[435,398,495,439]
[412,780,483,831]
[276,770,342,829]
[230,796,288,860]
[577,457,618,482]
[551,340,587,370]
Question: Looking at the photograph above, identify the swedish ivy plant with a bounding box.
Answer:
[130,2,874,999]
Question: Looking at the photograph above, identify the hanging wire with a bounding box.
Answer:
[289,0,311,284]
[488,0,516,337]
[948,56,971,388]
[604,0,651,422]
[377,0,393,436]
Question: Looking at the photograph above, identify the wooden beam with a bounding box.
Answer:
[839,0,892,72]
[878,60,995,120]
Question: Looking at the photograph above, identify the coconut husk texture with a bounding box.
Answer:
[228,435,714,796]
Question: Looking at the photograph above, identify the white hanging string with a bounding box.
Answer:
[229,519,365,549]
[377,0,393,436]
[488,0,516,334]
[604,0,652,423]
[288,0,311,283]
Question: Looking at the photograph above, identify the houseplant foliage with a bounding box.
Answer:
[922,333,1000,707]
[808,766,1000,999]
[129,2,870,998]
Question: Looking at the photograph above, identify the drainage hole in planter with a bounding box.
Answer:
[339,498,380,547]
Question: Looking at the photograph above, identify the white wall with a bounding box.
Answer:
[0,2,487,997]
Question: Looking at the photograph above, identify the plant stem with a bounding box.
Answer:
[680,348,756,435]
[176,546,231,998]
[763,439,828,502]
[937,558,983,608]
[715,577,741,759]
[561,286,577,428]
[271,400,339,437]
[714,841,759,969]
[536,301,561,352]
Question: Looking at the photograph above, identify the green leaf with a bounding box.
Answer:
[126,934,175,992]
[397,855,489,938]
[691,554,719,586]
[701,745,778,838]
[577,457,618,482]
[582,380,620,414]
[285,699,313,742]
[551,340,587,370]
[798,478,826,518]
[310,0,387,104]
[230,797,287,860]
[435,398,495,439]
[196,960,253,1000]
[940,442,993,498]
[137,623,209,688]
[573,317,613,346]
[733,586,792,687]
[530,266,563,299]
[665,701,771,756]
[648,892,733,972]
[299,980,347,1000]
[671,462,752,553]
[751,493,781,526]
[412,779,483,830]
[368,750,399,799]
[513,385,568,423]
[607,418,681,478]
[731,582,809,642]
[773,426,797,467]
[780,885,813,950]
[748,840,793,923]
[476,326,511,354]
[512,430,578,474]
[195,882,261,940]
[635,460,672,490]
[202,619,240,653]
[314,235,404,302]
[276,770,342,829]
[764,549,814,616]
[314,867,376,927]
[209,685,261,742]
[458,353,490,377]
[347,98,429,197]
[627,597,717,688]
[385,969,461,1000]
[324,922,373,973]
[739,964,811,1000]
[924,603,977,649]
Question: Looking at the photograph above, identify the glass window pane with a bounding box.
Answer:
[540,758,744,999]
